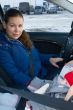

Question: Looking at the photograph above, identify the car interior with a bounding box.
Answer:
[0,0,73,110]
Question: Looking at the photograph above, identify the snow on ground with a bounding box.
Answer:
[23,11,73,32]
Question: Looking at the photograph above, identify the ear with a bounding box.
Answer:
[2,21,6,29]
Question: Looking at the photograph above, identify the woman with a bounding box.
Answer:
[0,8,47,89]
[0,8,72,101]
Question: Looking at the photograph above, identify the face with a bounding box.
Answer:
[4,16,24,39]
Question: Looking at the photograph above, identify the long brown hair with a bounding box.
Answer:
[18,30,33,49]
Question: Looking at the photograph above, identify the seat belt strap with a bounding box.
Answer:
[0,85,73,110]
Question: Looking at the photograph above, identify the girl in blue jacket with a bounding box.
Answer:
[0,8,47,88]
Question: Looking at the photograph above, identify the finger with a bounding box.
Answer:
[52,63,59,68]
[56,58,63,62]
[64,91,73,101]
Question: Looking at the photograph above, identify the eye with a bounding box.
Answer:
[19,24,23,27]
[10,24,15,27]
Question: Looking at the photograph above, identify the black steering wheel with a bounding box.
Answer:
[61,23,73,62]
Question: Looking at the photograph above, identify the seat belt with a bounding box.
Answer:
[0,85,73,110]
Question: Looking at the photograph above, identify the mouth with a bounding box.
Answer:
[13,34,19,36]
[12,34,20,39]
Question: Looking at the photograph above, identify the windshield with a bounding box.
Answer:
[0,0,73,32]
[35,6,42,9]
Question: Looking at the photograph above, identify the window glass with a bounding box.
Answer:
[1,0,73,32]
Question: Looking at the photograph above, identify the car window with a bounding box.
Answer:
[35,6,42,9]
[1,0,73,32]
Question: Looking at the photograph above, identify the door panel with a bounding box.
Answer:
[28,32,69,54]
[32,40,61,54]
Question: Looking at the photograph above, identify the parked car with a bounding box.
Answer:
[12,7,19,10]
[30,5,35,14]
[34,6,43,14]
[19,2,30,14]
[47,6,57,14]
[3,5,10,12]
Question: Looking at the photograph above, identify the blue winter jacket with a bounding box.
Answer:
[0,32,45,87]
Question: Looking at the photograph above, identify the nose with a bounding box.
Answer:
[15,26,19,32]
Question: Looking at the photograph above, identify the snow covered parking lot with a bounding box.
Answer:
[24,11,73,32]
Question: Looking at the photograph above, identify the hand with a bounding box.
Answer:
[49,58,63,68]
[66,60,73,65]
[59,78,70,87]
[27,84,37,92]
[65,85,73,101]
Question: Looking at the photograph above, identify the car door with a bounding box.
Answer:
[29,31,68,56]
